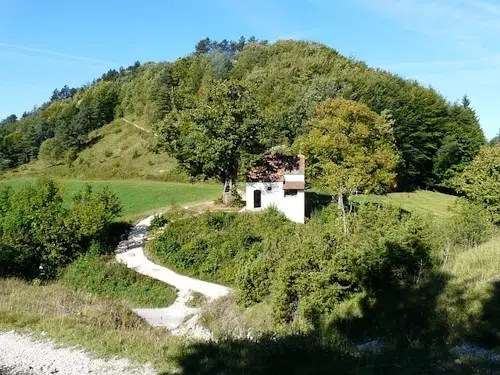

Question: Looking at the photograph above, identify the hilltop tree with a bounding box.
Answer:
[453,144,500,224]
[294,98,397,233]
[39,138,65,166]
[156,81,267,203]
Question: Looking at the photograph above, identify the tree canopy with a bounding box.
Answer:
[156,81,267,198]
[0,38,486,192]
[295,98,397,198]
[453,144,500,224]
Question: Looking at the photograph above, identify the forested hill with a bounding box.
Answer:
[0,37,486,190]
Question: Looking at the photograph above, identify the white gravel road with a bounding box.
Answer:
[0,205,231,374]
[116,211,231,339]
[0,331,156,375]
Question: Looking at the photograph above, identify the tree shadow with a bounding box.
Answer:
[171,270,500,374]
[305,191,331,218]
[467,280,500,347]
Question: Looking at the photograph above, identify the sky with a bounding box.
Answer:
[0,0,498,138]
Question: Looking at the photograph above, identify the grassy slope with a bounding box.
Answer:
[0,177,221,221]
[350,190,457,217]
[5,118,182,181]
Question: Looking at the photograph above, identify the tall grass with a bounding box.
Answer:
[0,278,186,373]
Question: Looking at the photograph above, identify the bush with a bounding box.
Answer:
[64,148,78,167]
[151,204,435,327]
[149,213,168,232]
[39,138,65,165]
[0,178,122,279]
[446,199,494,248]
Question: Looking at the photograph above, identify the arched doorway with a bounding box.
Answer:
[253,190,262,208]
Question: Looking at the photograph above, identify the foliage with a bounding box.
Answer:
[0,177,122,278]
[151,205,434,326]
[433,98,486,187]
[38,138,65,165]
[156,81,268,188]
[1,39,485,193]
[295,98,397,198]
[452,145,500,223]
[149,213,168,231]
[63,147,78,167]
[445,199,494,249]
[61,254,176,308]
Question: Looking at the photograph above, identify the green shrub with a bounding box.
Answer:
[149,213,168,232]
[446,198,494,248]
[64,148,78,167]
[151,204,434,327]
[228,186,244,208]
[39,138,65,166]
[132,149,141,159]
[104,149,113,158]
[0,178,122,279]
[61,255,176,308]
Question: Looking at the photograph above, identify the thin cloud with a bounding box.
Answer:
[355,0,500,53]
[378,55,500,71]
[0,42,116,66]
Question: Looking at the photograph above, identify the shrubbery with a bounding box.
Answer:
[0,177,122,278]
[151,204,436,327]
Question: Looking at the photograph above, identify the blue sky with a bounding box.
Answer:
[0,0,498,138]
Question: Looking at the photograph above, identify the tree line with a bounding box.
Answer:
[0,37,493,193]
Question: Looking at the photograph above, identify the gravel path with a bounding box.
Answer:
[0,331,156,375]
[116,208,231,338]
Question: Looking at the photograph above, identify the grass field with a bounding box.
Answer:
[350,190,457,217]
[0,177,221,221]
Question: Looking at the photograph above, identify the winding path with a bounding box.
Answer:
[122,118,157,136]
[116,210,231,338]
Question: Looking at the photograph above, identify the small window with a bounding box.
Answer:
[284,189,298,197]
[267,186,272,191]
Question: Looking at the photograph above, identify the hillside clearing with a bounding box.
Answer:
[350,190,457,217]
[4,118,183,181]
[0,177,221,221]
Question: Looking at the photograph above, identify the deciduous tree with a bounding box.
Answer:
[294,98,397,233]
[156,81,267,203]
[453,144,500,224]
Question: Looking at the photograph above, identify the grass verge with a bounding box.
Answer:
[0,278,186,374]
[60,255,177,309]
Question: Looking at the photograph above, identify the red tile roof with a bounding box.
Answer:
[247,155,305,182]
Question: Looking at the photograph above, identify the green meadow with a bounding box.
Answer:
[0,177,221,221]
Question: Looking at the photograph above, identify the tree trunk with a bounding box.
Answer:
[222,179,233,205]
[338,192,348,236]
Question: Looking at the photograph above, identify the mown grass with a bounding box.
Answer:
[350,190,457,217]
[0,177,221,222]
[4,119,185,181]
[60,255,177,309]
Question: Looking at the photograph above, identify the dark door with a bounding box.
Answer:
[254,190,262,208]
